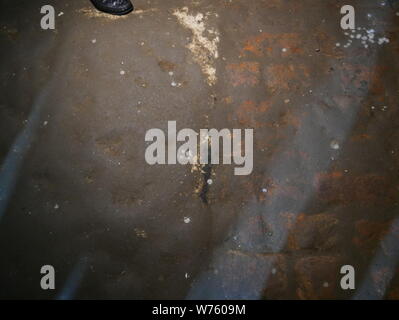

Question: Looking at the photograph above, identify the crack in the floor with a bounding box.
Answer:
[199,158,212,204]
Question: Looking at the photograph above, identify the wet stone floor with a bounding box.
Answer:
[0,0,399,299]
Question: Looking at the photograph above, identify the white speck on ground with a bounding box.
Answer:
[282,48,287,52]
[262,188,268,193]
[323,282,329,288]
[54,204,59,210]
[171,81,177,87]
[271,268,277,275]
[58,12,64,17]
[185,273,189,279]
[378,37,390,45]
[120,70,125,75]
[207,179,213,185]
[43,121,48,126]
[330,140,340,150]
[184,217,191,224]
[91,39,96,44]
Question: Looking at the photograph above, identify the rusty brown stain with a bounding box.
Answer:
[226,62,260,87]
[353,220,391,250]
[279,212,297,230]
[315,31,345,59]
[287,213,339,251]
[158,60,176,72]
[266,64,310,93]
[295,255,340,299]
[314,172,397,206]
[350,133,372,142]
[388,284,399,300]
[242,33,303,57]
[235,100,271,128]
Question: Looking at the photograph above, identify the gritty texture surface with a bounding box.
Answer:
[0,0,399,299]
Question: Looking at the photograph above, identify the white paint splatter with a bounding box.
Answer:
[340,26,389,49]
[173,7,219,86]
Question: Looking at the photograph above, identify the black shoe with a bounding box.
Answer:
[90,0,134,16]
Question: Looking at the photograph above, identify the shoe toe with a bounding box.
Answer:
[91,0,133,15]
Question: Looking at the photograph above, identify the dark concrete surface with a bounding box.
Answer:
[0,0,399,299]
